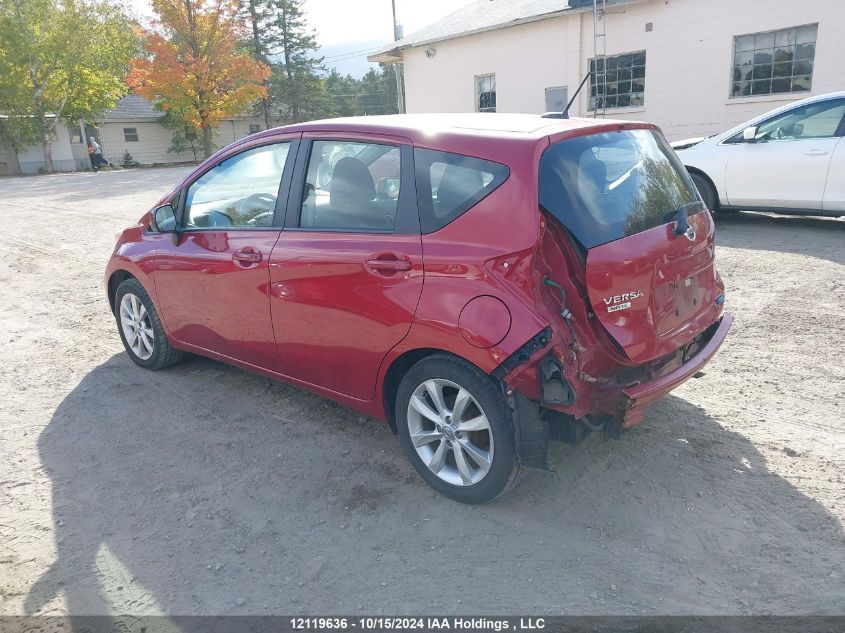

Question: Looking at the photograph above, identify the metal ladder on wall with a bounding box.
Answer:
[592,0,607,118]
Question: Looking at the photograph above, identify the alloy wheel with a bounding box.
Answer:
[119,293,154,360]
[406,378,494,486]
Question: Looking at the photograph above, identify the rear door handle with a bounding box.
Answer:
[365,257,412,274]
[233,248,262,264]
[804,149,829,156]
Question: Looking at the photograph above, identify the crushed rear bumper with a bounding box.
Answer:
[617,313,733,428]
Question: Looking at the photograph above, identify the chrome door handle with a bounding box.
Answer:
[233,249,262,264]
[804,150,829,156]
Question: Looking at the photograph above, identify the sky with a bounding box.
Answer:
[125,0,475,76]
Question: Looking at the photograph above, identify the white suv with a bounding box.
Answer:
[674,92,845,217]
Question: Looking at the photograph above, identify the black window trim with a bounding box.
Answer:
[169,137,301,233]
[413,147,510,234]
[283,137,420,235]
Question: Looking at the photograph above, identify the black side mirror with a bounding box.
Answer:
[151,203,182,245]
[151,203,176,232]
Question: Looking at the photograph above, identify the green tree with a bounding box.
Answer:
[0,47,39,175]
[324,64,398,118]
[158,107,203,162]
[267,0,331,122]
[130,0,269,160]
[324,68,360,117]
[240,0,275,128]
[0,0,137,173]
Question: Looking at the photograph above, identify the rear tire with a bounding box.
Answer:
[114,277,184,370]
[395,354,523,504]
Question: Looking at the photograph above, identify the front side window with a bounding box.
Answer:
[540,129,699,249]
[476,74,496,112]
[123,127,139,142]
[299,140,401,232]
[731,24,817,98]
[414,149,509,234]
[183,142,291,229]
[751,99,845,141]
[589,51,646,111]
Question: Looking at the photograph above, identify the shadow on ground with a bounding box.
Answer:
[24,353,844,619]
[714,211,845,265]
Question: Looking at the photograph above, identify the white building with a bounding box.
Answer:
[96,95,272,166]
[369,0,845,140]
[0,95,273,175]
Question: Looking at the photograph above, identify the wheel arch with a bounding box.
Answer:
[107,269,136,314]
[382,347,455,433]
[685,166,720,210]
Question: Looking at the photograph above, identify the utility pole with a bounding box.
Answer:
[391,0,405,113]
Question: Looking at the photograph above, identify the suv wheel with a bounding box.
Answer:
[690,172,718,212]
[690,171,737,215]
[115,277,184,370]
[395,354,522,503]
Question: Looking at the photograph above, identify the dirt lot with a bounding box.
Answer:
[0,167,843,617]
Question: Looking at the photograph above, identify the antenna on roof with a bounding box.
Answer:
[541,69,591,119]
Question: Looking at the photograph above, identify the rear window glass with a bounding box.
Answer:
[414,148,509,233]
[539,129,699,249]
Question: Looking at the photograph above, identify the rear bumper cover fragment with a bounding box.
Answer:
[619,313,733,427]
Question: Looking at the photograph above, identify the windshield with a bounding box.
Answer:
[539,128,699,249]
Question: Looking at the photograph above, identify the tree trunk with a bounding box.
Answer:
[42,133,54,174]
[201,124,212,159]
[246,0,272,129]
[0,134,22,176]
[280,6,298,122]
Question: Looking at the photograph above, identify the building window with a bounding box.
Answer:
[545,86,568,113]
[475,74,496,112]
[123,127,139,142]
[249,124,261,134]
[589,51,646,111]
[731,24,817,98]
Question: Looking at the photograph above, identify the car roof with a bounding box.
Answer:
[266,113,633,140]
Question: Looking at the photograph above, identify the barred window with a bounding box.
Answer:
[731,24,817,98]
[589,51,645,111]
[475,74,496,113]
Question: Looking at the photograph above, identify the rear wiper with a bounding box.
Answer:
[671,200,706,237]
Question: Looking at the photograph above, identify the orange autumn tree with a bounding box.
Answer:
[129,0,269,159]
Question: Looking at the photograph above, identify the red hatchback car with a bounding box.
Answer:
[106,113,732,503]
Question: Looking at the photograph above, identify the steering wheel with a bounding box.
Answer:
[238,192,277,218]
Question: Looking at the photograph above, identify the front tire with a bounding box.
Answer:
[395,354,522,503]
[690,171,718,213]
[114,277,183,370]
[690,171,738,216]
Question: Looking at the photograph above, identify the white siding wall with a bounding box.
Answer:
[99,116,267,166]
[0,121,78,174]
[404,16,576,115]
[99,121,199,165]
[401,0,845,140]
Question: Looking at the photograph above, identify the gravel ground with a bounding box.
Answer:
[0,167,843,617]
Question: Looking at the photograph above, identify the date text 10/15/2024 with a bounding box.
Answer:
[290,617,547,631]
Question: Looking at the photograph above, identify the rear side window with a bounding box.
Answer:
[299,140,401,232]
[414,148,509,233]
